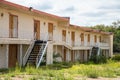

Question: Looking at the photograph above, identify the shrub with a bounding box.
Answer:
[0,68,8,73]
[87,71,99,78]
[112,54,120,61]
[90,55,107,64]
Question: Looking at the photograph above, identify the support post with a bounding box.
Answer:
[20,44,23,66]
[56,45,57,54]
[46,41,53,64]
[6,44,9,68]
[84,50,88,62]
[109,34,113,57]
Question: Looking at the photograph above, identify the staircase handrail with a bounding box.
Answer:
[36,33,49,68]
[36,42,49,68]
[23,40,35,66]
[97,47,101,56]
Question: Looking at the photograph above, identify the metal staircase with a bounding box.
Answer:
[90,46,101,58]
[23,40,48,68]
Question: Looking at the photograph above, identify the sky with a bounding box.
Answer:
[6,0,120,26]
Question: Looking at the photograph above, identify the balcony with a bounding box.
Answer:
[42,34,110,50]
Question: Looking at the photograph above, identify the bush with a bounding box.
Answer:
[0,68,8,73]
[88,71,99,78]
[112,54,120,61]
[90,55,107,64]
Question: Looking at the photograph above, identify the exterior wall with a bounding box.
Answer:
[0,7,111,48]
[0,7,58,40]
[0,45,7,68]
[0,8,9,37]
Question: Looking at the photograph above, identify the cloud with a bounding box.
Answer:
[34,3,53,10]
[63,6,75,12]
[81,11,107,17]
[98,4,120,10]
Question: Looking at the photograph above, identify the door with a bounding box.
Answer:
[9,14,18,38]
[88,34,90,46]
[48,23,53,40]
[99,36,101,42]
[81,33,84,46]
[62,30,66,42]
[94,35,97,43]
[71,32,75,46]
[34,20,40,40]
[71,50,75,62]
[9,44,18,68]
[63,48,66,61]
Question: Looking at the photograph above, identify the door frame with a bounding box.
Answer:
[8,44,18,68]
[63,48,66,61]
[71,31,75,46]
[48,23,53,40]
[62,30,66,42]
[9,14,18,38]
[81,33,84,46]
[71,50,75,62]
[34,20,40,40]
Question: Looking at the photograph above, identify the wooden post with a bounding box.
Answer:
[20,44,23,66]
[6,44,9,68]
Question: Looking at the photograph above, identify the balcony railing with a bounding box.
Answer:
[40,34,110,47]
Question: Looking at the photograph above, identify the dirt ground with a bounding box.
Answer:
[1,75,120,80]
[75,76,120,80]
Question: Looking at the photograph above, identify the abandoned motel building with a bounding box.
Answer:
[0,0,113,68]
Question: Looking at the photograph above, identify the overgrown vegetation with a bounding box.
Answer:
[0,60,120,79]
[112,54,120,61]
[90,54,107,64]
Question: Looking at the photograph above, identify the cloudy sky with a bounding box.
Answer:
[6,0,120,26]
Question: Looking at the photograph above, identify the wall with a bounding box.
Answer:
[0,8,9,37]
[0,7,58,40]
[0,45,7,68]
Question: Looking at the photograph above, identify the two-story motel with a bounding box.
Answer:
[0,0,113,68]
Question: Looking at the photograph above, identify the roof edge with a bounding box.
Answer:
[70,24,112,35]
[0,0,69,21]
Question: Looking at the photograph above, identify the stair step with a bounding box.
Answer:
[29,56,37,58]
[28,60,36,63]
[28,57,36,59]
[31,51,39,53]
[30,53,38,55]
[35,40,47,43]
[28,58,36,60]
[28,59,36,61]
[35,44,46,46]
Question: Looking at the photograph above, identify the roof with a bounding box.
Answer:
[70,24,112,35]
[0,0,68,22]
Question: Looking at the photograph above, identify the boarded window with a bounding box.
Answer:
[99,36,102,42]
[48,23,53,40]
[94,35,97,43]
[71,32,75,41]
[9,14,18,38]
[81,33,84,41]
[88,34,90,42]
[34,20,40,40]
[62,30,66,42]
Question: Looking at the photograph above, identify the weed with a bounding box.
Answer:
[0,61,120,79]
